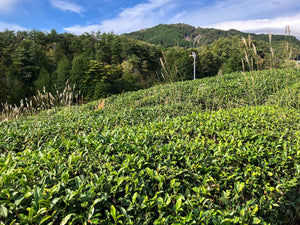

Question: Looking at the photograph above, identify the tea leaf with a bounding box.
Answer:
[132,192,138,204]
[0,204,8,217]
[253,217,261,224]
[60,213,74,225]
[111,205,116,220]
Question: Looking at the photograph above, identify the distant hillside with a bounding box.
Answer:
[124,23,300,48]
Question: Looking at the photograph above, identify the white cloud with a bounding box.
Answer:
[63,0,300,40]
[169,0,300,39]
[209,13,300,39]
[64,0,173,34]
[173,0,300,26]
[64,24,102,34]
[0,0,19,13]
[50,0,85,14]
[0,22,27,31]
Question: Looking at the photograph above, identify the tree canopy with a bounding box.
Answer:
[1,26,299,108]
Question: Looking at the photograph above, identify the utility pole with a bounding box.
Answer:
[190,52,196,80]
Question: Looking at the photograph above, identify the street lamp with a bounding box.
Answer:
[190,52,196,80]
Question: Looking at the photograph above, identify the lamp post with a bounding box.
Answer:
[190,52,196,80]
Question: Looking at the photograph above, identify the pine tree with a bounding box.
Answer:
[34,67,51,91]
[69,54,89,89]
[56,56,71,91]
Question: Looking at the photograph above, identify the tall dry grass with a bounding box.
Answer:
[241,26,299,107]
[0,81,82,122]
[159,50,178,83]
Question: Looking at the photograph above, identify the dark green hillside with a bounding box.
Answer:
[124,23,197,47]
[0,68,299,224]
[124,23,300,48]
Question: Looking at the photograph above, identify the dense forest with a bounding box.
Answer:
[1,24,300,108]
[0,30,162,106]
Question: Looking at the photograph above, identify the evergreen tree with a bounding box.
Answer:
[84,60,108,99]
[111,37,122,64]
[34,67,51,91]
[69,54,89,89]
[93,81,111,99]
[56,56,71,91]
[198,47,222,78]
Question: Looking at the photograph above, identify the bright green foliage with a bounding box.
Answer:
[0,68,299,224]
[267,81,300,108]
[0,106,299,224]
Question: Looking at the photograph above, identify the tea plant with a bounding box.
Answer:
[1,106,300,224]
[0,67,299,224]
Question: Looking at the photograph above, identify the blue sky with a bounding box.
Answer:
[1,0,300,39]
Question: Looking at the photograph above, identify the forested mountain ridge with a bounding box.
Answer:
[1,24,300,109]
[124,23,300,48]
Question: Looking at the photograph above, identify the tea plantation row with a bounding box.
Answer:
[0,68,300,224]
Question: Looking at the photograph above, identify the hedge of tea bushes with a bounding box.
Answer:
[0,105,299,224]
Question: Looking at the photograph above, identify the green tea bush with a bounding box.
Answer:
[101,68,300,112]
[0,68,299,224]
[267,81,300,108]
[0,106,299,224]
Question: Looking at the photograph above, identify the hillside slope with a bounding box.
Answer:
[124,23,300,48]
[0,68,299,224]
